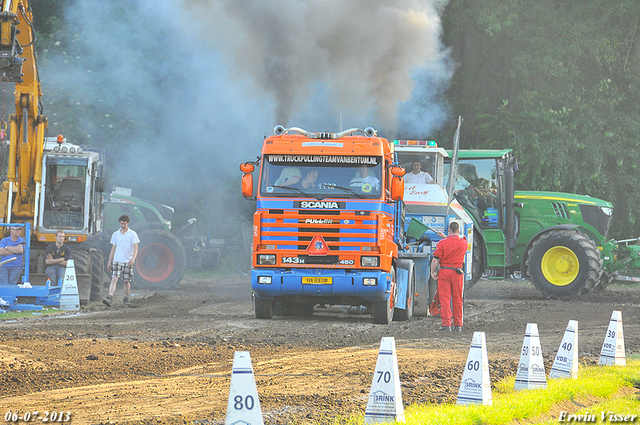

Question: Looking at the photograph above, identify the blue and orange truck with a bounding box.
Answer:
[240,125,473,324]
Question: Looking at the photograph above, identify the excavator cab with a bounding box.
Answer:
[38,138,105,238]
[43,158,87,228]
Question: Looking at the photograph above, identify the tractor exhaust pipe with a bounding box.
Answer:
[504,156,518,264]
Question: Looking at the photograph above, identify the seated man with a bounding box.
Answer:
[45,230,71,285]
[349,165,380,192]
[292,169,319,190]
[443,172,471,192]
[274,167,302,187]
[0,226,24,284]
[404,160,434,184]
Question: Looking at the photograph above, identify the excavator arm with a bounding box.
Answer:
[0,0,47,223]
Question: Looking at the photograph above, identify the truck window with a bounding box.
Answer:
[42,158,88,230]
[259,154,383,199]
[140,206,162,223]
[444,159,501,228]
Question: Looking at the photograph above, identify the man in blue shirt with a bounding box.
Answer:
[0,226,24,284]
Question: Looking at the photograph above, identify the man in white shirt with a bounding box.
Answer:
[404,161,434,184]
[103,215,140,307]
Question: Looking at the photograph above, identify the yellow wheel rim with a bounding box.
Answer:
[541,246,579,286]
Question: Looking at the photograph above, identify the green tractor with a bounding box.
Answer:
[444,149,620,298]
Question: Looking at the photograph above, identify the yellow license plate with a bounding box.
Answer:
[302,277,332,285]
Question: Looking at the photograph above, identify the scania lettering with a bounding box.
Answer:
[298,201,342,209]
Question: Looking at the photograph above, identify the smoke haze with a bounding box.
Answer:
[38,0,453,230]
[186,0,451,133]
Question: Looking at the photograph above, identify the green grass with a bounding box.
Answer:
[398,356,640,425]
[314,357,640,425]
[0,306,66,320]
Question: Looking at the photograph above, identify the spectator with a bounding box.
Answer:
[103,215,140,307]
[0,226,24,284]
[44,230,71,285]
[430,221,467,332]
[404,160,434,184]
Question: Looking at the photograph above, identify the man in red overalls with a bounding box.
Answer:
[430,221,468,332]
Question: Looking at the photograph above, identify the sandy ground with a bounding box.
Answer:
[1,274,639,424]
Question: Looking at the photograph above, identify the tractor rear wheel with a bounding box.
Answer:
[595,271,614,291]
[526,229,601,298]
[134,229,186,291]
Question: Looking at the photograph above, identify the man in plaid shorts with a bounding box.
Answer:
[103,215,140,307]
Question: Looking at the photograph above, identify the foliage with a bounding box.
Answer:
[26,0,640,240]
[441,0,640,238]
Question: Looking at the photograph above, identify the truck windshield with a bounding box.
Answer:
[42,158,88,230]
[396,153,438,184]
[260,154,383,199]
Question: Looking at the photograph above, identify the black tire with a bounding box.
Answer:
[372,268,395,324]
[428,277,438,306]
[72,248,104,303]
[466,230,484,291]
[526,229,602,298]
[595,271,614,291]
[134,229,187,290]
[274,299,293,316]
[254,296,274,319]
[291,303,314,317]
[394,265,414,321]
[89,249,105,301]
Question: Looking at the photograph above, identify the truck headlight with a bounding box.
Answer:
[363,278,378,286]
[257,276,272,284]
[257,254,276,265]
[361,256,379,267]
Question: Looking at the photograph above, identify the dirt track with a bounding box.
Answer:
[1,275,639,424]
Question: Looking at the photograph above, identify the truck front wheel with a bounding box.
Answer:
[394,264,414,321]
[527,229,601,297]
[372,269,395,324]
[254,296,274,319]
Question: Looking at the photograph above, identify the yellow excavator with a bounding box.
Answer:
[0,1,106,303]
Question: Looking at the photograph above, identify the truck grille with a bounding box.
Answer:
[257,210,379,253]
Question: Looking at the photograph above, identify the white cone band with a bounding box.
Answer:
[364,337,405,423]
[59,259,80,311]
[226,351,264,425]
[457,331,492,405]
[598,310,626,366]
[514,323,547,390]
[549,320,579,379]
